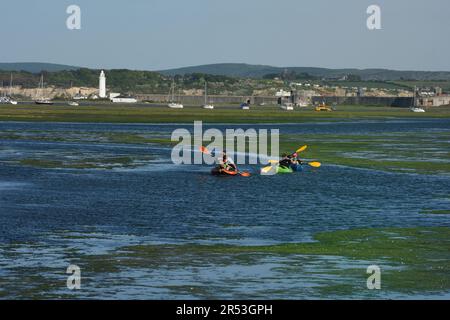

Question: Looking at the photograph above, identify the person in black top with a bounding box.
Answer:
[279,153,291,169]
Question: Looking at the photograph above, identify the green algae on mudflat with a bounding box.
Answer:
[1,227,449,297]
[103,133,175,145]
[421,209,450,215]
[0,130,174,146]
[19,156,136,169]
[279,132,450,174]
[1,105,450,123]
[122,227,450,262]
[77,227,450,293]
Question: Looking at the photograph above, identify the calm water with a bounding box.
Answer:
[0,119,449,299]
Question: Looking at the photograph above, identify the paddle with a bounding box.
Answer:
[199,146,251,177]
[199,146,210,155]
[296,145,308,153]
[261,165,274,174]
[260,150,318,174]
[264,161,321,169]
[308,161,321,168]
[262,145,320,172]
[266,145,308,165]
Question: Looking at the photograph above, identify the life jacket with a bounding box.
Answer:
[279,158,291,168]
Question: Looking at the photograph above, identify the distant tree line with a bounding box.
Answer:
[2,68,448,95]
[0,70,239,94]
[263,71,317,81]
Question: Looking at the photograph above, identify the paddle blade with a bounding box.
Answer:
[240,172,251,177]
[261,166,273,173]
[308,162,321,168]
[261,165,277,176]
[296,145,308,153]
[199,146,209,154]
[268,159,279,164]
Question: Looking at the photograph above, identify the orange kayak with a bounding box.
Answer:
[211,167,239,176]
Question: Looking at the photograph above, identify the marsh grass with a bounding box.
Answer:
[71,227,450,294]
[1,104,450,123]
[20,156,136,169]
[279,132,450,174]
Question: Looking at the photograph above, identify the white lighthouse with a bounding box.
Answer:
[99,70,106,98]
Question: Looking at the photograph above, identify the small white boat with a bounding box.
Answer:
[5,74,18,104]
[68,101,79,106]
[168,102,184,109]
[34,74,53,105]
[202,81,214,109]
[167,80,183,109]
[35,99,54,105]
[240,103,250,110]
[0,96,18,105]
[280,103,294,111]
[410,87,425,113]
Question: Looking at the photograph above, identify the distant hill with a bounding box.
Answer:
[0,62,79,73]
[3,62,450,81]
[159,63,450,81]
[159,63,281,78]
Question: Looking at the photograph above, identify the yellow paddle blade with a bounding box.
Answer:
[296,145,308,153]
[261,166,273,173]
[268,160,279,164]
[308,162,321,168]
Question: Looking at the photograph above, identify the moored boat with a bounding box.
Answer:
[202,81,214,109]
[167,80,183,109]
[280,103,294,111]
[240,103,250,110]
[35,99,54,105]
[34,74,53,105]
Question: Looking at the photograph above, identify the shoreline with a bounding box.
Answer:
[0,104,450,123]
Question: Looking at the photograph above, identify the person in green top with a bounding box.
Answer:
[219,150,237,172]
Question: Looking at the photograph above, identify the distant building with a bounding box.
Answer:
[111,95,137,103]
[357,87,365,97]
[417,96,450,107]
[335,88,346,96]
[275,89,291,106]
[417,86,443,98]
[414,86,450,106]
[275,89,291,97]
[99,70,106,98]
[109,92,121,99]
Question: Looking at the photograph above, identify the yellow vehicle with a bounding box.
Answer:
[315,103,333,112]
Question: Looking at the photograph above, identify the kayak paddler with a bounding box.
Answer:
[217,150,237,172]
[288,152,304,172]
[289,153,304,166]
[279,153,291,169]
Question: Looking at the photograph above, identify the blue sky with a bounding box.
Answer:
[1,0,449,71]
